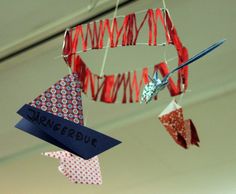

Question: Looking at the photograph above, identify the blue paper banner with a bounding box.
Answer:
[16,104,121,159]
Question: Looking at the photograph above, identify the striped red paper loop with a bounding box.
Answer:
[62,8,189,103]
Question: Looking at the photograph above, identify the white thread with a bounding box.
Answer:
[100,0,120,77]
[79,55,178,104]
[162,0,167,11]
[67,66,72,74]
[88,0,99,11]
[177,84,185,105]
[59,42,167,57]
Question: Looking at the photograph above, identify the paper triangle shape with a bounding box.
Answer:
[29,73,84,125]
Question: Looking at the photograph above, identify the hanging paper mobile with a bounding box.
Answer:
[15,3,226,183]
[62,8,190,103]
[61,6,225,149]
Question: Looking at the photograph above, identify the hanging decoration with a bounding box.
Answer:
[14,0,226,184]
[62,8,189,103]
[61,5,225,150]
[15,73,121,183]
[159,100,199,148]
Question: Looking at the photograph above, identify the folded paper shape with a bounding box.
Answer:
[43,151,102,184]
[15,73,121,159]
[184,119,200,147]
[158,100,200,148]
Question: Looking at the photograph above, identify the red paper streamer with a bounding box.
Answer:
[62,8,189,103]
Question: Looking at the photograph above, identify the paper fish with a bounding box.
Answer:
[43,151,102,184]
[15,73,121,159]
[158,100,200,148]
[141,39,225,103]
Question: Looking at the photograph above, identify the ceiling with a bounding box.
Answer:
[0,0,236,193]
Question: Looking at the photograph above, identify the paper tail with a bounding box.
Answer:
[42,151,102,185]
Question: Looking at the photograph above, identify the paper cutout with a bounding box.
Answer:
[15,73,121,159]
[63,8,190,103]
[158,100,200,148]
[43,151,102,184]
[141,39,225,103]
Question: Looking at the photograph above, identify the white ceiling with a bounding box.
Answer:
[0,0,236,194]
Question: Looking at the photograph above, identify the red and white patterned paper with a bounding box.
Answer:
[158,100,200,148]
[30,73,102,184]
[43,151,102,184]
[30,73,84,125]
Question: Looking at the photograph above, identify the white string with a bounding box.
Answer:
[59,42,167,57]
[88,0,99,11]
[81,54,177,104]
[176,84,185,105]
[162,0,167,11]
[79,55,177,104]
[70,7,169,30]
[162,0,169,65]
[100,0,120,77]
[163,43,168,64]
[68,66,72,74]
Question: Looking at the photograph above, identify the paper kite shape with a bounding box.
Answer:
[158,100,200,148]
[15,73,121,159]
[43,151,102,184]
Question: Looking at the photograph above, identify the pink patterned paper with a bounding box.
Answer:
[43,151,102,184]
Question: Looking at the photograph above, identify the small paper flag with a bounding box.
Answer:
[158,100,200,148]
